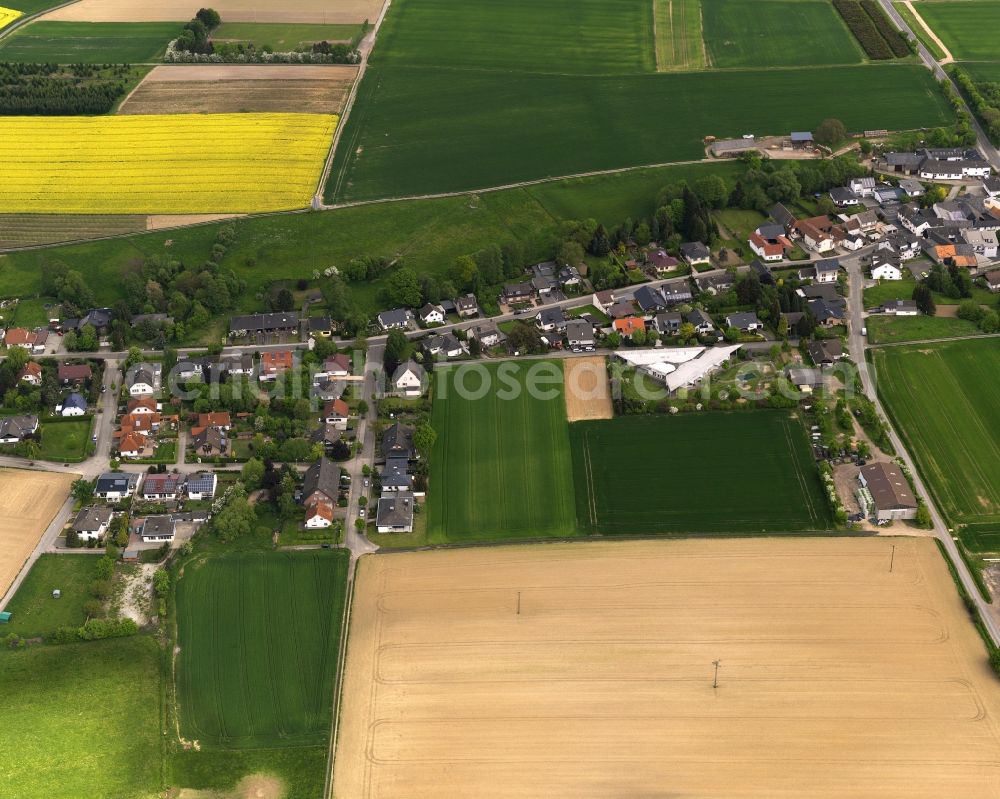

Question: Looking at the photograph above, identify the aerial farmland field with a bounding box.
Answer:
[572,411,832,534]
[336,538,1000,798]
[653,0,705,70]
[874,339,1000,551]
[427,361,577,541]
[0,6,21,30]
[173,549,349,749]
[701,0,864,67]
[41,0,380,24]
[0,21,181,62]
[0,113,335,213]
[913,0,1000,62]
[327,63,951,202]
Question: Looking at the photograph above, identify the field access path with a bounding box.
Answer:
[845,256,1000,643]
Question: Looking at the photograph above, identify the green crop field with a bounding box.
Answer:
[865,313,981,344]
[326,64,951,202]
[0,21,181,63]
[654,0,705,70]
[174,549,349,749]
[571,411,833,534]
[0,636,161,799]
[1,161,738,318]
[211,21,363,49]
[2,554,101,638]
[915,1,1000,62]
[427,361,577,541]
[962,61,1000,83]
[702,0,864,68]
[874,339,1000,551]
[372,0,655,74]
[892,2,948,60]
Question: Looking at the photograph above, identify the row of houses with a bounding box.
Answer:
[878,148,992,182]
[377,294,480,332]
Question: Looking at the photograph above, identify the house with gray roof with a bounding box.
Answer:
[376,492,414,533]
[302,457,339,506]
[377,308,414,331]
[382,423,414,459]
[140,515,175,543]
[859,462,917,521]
[724,312,761,332]
[0,414,38,443]
[565,319,595,349]
[185,472,217,500]
[72,507,113,541]
[94,472,139,501]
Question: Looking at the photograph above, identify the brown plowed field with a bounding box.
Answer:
[43,0,381,24]
[335,538,1000,798]
[0,470,74,599]
[119,65,357,115]
[563,355,612,421]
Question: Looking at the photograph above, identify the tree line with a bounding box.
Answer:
[833,0,912,59]
[0,62,132,115]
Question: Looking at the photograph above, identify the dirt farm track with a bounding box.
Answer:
[0,469,74,600]
[335,538,1000,798]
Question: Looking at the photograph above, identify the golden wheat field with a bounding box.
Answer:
[0,470,74,600]
[0,113,336,213]
[336,538,1000,798]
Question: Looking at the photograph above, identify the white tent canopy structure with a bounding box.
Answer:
[616,345,741,393]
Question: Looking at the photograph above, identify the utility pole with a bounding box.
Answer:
[712,660,721,689]
[890,544,895,573]
[516,591,521,615]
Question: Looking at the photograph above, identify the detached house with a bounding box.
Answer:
[392,361,424,397]
[141,473,182,501]
[0,415,38,443]
[382,423,414,459]
[613,317,646,339]
[302,457,339,529]
[376,492,415,534]
[72,507,113,541]
[322,398,351,429]
[57,362,92,385]
[94,472,138,502]
[565,319,595,349]
[260,350,295,382]
[19,361,42,386]
[418,304,445,325]
[455,294,480,318]
[126,363,160,396]
[140,515,175,543]
[536,307,567,332]
[59,392,88,417]
[679,241,711,266]
[849,177,877,198]
[377,308,413,331]
[870,250,902,281]
[724,312,761,333]
[749,223,793,262]
[468,321,505,349]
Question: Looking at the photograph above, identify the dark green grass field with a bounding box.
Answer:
[701,0,864,68]
[1,161,737,317]
[326,64,951,202]
[866,313,980,344]
[2,553,100,638]
[212,21,363,49]
[372,0,655,74]
[571,411,833,534]
[0,636,161,799]
[0,21,181,63]
[874,340,1000,551]
[916,1,1000,62]
[962,61,1000,83]
[174,549,348,749]
[427,361,577,541]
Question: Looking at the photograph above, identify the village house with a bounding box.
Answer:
[72,507,114,541]
[536,307,567,332]
[849,177,877,198]
[418,303,445,326]
[870,250,903,281]
[565,319,595,349]
[3,327,47,354]
[654,312,682,336]
[749,223,793,261]
[376,492,414,533]
[899,178,925,197]
[501,282,536,305]
[859,462,917,522]
[633,285,667,314]
[19,361,42,386]
[141,473,182,502]
[126,363,161,396]
[186,471,217,501]
[694,273,735,296]
[57,362,92,385]
[393,361,425,397]
[613,317,646,339]
[468,321,505,349]
[828,187,859,208]
[645,249,679,274]
[322,398,351,429]
[229,311,299,339]
[797,219,835,253]
[118,432,148,459]
[807,339,844,367]
[724,312,761,333]
[424,332,467,359]
[0,415,38,444]
[808,298,847,327]
[259,350,295,382]
[377,308,414,331]
[301,457,339,529]
[679,241,711,267]
[191,425,228,457]
[455,294,480,318]
[59,393,88,417]
[686,309,715,335]
[140,515,175,543]
[94,472,139,502]
[882,299,919,316]
[382,423,414,460]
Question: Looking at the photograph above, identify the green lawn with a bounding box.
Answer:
[174,549,348,749]
[702,0,864,68]
[865,313,981,344]
[212,21,363,49]
[8,296,51,328]
[372,0,655,74]
[2,553,101,638]
[715,208,767,243]
[873,339,1000,551]
[654,0,706,70]
[892,2,947,61]
[169,746,327,799]
[37,418,91,461]
[427,361,577,541]
[0,636,161,799]
[0,21,182,63]
[916,1,1000,62]
[326,64,952,202]
[962,62,1000,82]
[863,277,996,309]
[1,161,738,318]
[571,411,833,534]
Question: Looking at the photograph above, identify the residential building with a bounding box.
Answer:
[565,319,595,349]
[377,308,414,331]
[613,317,646,339]
[606,301,635,319]
[311,422,342,451]
[724,312,761,332]
[807,339,844,366]
[797,219,835,253]
[141,473,182,501]
[899,178,925,197]
[185,472,217,500]
[380,457,413,493]
[660,280,693,305]
[191,426,228,457]
[536,307,567,332]
[118,432,148,459]
[127,397,158,415]
[984,269,1000,292]
[750,260,775,286]
[19,361,42,386]
[770,203,797,233]
[633,285,666,314]
[218,353,255,378]
[418,303,445,325]
[849,177,877,197]
[808,298,847,326]
[140,515,175,543]
[882,300,918,316]
[468,321,505,348]
[680,241,711,266]
[4,327,46,353]
[315,353,351,381]
[302,457,339,508]
[787,367,825,393]
[0,415,37,443]
[654,312,682,335]
[307,316,333,338]
[501,282,535,304]
[393,361,425,397]
[59,392,88,417]
[870,251,903,281]
[455,294,480,318]
[72,507,113,541]
[94,472,139,502]
[694,273,734,296]
[126,363,160,396]
[197,412,231,430]
[304,499,334,529]
[645,249,678,274]
[260,350,295,382]
[424,333,466,359]
[559,264,583,287]
[859,462,917,521]
[749,224,793,261]
[376,492,415,533]
[229,311,299,338]
[322,398,351,429]
[828,187,859,208]
[382,423,414,459]
[685,309,714,335]
[57,362,92,384]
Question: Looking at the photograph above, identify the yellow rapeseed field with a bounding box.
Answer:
[0,6,22,30]
[0,113,337,213]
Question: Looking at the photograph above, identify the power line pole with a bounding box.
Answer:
[890,544,895,573]
[712,660,721,689]
[516,591,521,615]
